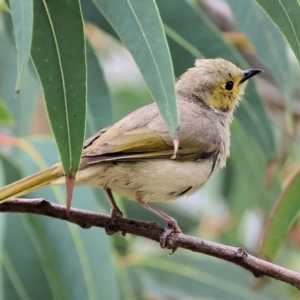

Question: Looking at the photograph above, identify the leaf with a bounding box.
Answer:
[258,170,300,260]
[227,0,289,91]
[164,23,204,77]
[30,0,86,178]
[85,38,112,136]
[9,0,33,92]
[92,0,179,137]
[83,0,274,158]
[1,138,120,300]
[138,253,286,300]
[0,153,22,184]
[255,0,300,66]
[218,122,281,248]
[156,0,275,158]
[0,100,14,125]
[223,122,280,218]
[119,266,144,299]
[0,32,39,137]
[81,0,115,37]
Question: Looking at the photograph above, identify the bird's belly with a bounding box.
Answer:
[74,159,215,203]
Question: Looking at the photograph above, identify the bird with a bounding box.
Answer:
[0,58,262,245]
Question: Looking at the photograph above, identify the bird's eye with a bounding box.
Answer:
[225,81,234,91]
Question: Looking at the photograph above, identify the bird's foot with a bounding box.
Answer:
[105,207,124,236]
[160,218,181,252]
[110,207,123,220]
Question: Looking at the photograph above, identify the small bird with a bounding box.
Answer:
[0,58,261,244]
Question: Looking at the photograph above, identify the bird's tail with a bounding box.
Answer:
[0,164,63,202]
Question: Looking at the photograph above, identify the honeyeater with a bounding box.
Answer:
[0,58,262,244]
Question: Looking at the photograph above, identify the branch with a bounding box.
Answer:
[1,198,300,290]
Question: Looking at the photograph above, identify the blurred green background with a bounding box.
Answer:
[1,0,300,299]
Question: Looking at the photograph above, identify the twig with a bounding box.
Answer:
[1,198,300,290]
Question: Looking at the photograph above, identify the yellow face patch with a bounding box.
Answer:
[177,58,260,112]
[209,78,246,111]
[200,60,246,111]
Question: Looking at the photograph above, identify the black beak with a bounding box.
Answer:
[240,69,263,84]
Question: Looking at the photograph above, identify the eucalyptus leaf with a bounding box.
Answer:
[1,138,119,300]
[92,0,179,137]
[85,38,112,136]
[156,0,275,158]
[227,0,289,91]
[9,0,33,91]
[138,253,286,300]
[258,170,300,260]
[255,0,300,66]
[30,0,86,177]
[0,33,38,137]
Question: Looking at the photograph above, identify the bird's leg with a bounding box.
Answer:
[104,187,123,220]
[136,197,181,248]
[103,187,125,236]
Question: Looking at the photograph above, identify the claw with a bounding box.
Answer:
[159,219,181,249]
[105,207,123,236]
[135,196,181,249]
[110,207,123,220]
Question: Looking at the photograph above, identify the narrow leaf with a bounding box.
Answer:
[85,38,112,136]
[6,138,120,300]
[92,0,178,137]
[139,254,287,300]
[157,0,275,158]
[0,153,22,184]
[0,33,39,137]
[227,0,289,91]
[9,0,33,92]
[258,170,300,260]
[83,0,275,158]
[255,0,300,66]
[30,0,86,178]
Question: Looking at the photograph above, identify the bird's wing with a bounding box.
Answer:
[81,126,220,166]
[83,126,111,148]
[80,102,223,166]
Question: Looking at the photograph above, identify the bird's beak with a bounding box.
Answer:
[240,69,263,84]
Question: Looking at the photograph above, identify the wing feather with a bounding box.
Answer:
[80,101,223,166]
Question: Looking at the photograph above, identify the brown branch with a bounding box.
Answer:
[1,198,300,290]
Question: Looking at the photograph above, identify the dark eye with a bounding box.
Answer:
[225,81,234,91]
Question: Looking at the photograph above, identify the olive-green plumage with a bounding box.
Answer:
[0,58,261,238]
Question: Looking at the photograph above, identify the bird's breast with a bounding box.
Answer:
[83,157,222,203]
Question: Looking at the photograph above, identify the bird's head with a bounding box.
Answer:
[177,58,262,112]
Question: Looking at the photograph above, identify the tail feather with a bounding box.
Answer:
[0,164,63,202]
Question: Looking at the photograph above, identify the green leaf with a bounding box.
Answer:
[85,38,112,136]
[81,0,115,37]
[83,0,274,158]
[164,23,204,79]
[119,266,144,300]
[0,154,32,300]
[0,100,14,125]
[0,32,39,137]
[258,170,300,260]
[3,214,57,300]
[156,0,275,158]
[255,0,300,66]
[227,0,289,91]
[223,122,280,217]
[0,153,22,185]
[30,0,86,177]
[138,253,286,300]
[9,0,33,92]
[92,0,179,137]
[1,138,119,300]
